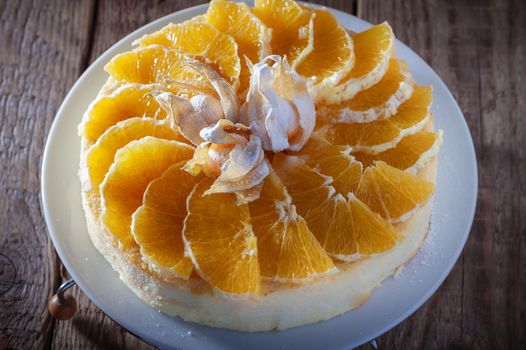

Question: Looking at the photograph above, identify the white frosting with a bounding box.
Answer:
[241,56,315,152]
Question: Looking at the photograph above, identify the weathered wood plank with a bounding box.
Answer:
[0,0,95,349]
[357,0,526,349]
[304,0,356,13]
[2,0,521,349]
[470,0,525,348]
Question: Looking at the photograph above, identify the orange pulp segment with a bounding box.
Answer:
[253,0,314,64]
[131,162,203,280]
[249,169,335,280]
[84,118,187,191]
[293,136,363,195]
[354,130,443,172]
[100,137,194,249]
[183,177,260,297]
[295,8,354,99]
[356,161,434,222]
[273,155,400,260]
[204,0,271,95]
[322,86,432,153]
[135,21,240,87]
[104,45,205,86]
[320,58,415,123]
[324,22,395,104]
[80,84,167,144]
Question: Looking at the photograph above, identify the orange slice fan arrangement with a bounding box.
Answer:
[78,0,443,330]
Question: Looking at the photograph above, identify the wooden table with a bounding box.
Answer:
[1,0,524,349]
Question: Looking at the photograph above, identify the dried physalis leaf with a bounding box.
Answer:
[184,119,270,204]
[184,119,249,175]
[154,92,224,145]
[240,55,315,152]
[155,57,271,203]
[208,135,269,199]
[182,59,240,122]
[154,57,241,145]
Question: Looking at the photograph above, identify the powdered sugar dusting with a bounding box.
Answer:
[397,204,449,284]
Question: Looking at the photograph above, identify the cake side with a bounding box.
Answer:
[80,140,437,331]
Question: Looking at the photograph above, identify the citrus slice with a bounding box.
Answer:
[319,58,415,123]
[355,161,434,222]
[100,137,194,249]
[204,0,271,95]
[134,21,240,88]
[321,86,432,153]
[253,0,314,65]
[322,22,395,104]
[273,155,400,260]
[294,136,362,195]
[83,118,187,191]
[131,162,203,280]
[80,84,168,144]
[354,130,443,173]
[295,8,354,102]
[80,83,213,145]
[183,177,260,297]
[248,169,335,281]
[104,45,206,86]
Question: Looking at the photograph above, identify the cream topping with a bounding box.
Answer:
[241,55,315,152]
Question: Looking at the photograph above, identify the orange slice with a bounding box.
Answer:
[83,118,187,191]
[321,86,432,153]
[253,0,314,64]
[294,136,362,195]
[273,155,400,260]
[131,162,203,280]
[249,169,335,281]
[319,58,415,123]
[104,45,206,86]
[80,83,215,144]
[183,178,260,297]
[80,84,167,144]
[204,0,271,95]
[355,161,434,222]
[100,137,194,249]
[135,21,240,88]
[295,8,354,102]
[323,22,395,104]
[354,130,443,173]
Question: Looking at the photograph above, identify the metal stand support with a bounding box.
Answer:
[48,279,78,320]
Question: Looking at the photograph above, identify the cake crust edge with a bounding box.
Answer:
[79,140,437,331]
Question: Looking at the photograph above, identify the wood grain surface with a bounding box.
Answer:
[0,0,524,349]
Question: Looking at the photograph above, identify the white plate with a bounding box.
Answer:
[41,3,478,349]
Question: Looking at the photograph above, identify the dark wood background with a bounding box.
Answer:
[1,0,525,349]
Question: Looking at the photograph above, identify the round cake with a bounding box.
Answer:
[78,0,443,332]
